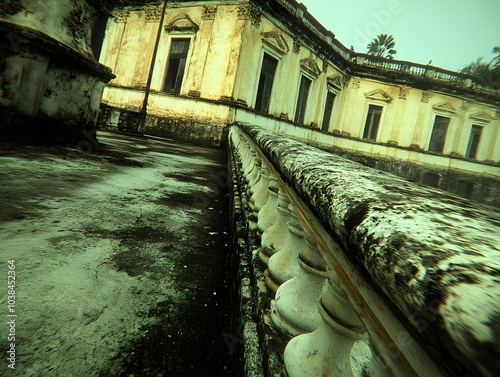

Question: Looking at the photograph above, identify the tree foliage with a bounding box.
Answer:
[366,34,397,59]
[460,47,500,88]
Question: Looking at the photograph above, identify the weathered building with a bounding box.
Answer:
[0,0,115,142]
[98,0,500,206]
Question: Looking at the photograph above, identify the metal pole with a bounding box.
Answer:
[139,0,168,132]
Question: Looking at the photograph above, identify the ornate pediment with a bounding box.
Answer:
[261,32,289,55]
[364,89,392,102]
[327,75,347,91]
[469,111,494,123]
[300,58,321,79]
[165,15,199,33]
[432,102,456,113]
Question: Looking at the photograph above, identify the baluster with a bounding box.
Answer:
[258,186,290,267]
[245,155,263,234]
[230,132,243,169]
[243,149,258,183]
[250,162,270,213]
[231,129,243,150]
[257,173,279,234]
[239,140,253,177]
[266,203,304,289]
[363,342,394,377]
[284,265,368,377]
[247,156,262,195]
[271,233,327,337]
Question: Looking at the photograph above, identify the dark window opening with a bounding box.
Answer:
[363,105,383,140]
[91,15,108,60]
[465,125,482,159]
[163,38,190,95]
[428,115,450,153]
[321,91,336,132]
[255,54,278,113]
[423,172,440,188]
[457,180,474,199]
[294,75,311,124]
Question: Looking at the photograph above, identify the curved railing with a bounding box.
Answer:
[354,54,500,93]
[229,122,499,377]
[268,0,499,94]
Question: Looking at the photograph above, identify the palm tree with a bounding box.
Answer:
[460,47,500,88]
[460,57,492,78]
[492,46,500,74]
[367,34,397,59]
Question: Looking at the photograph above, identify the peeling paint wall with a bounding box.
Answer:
[338,77,500,162]
[99,2,246,144]
[100,2,245,99]
[231,4,348,126]
[3,0,96,58]
[0,0,114,142]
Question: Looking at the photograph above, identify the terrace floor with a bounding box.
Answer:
[0,130,237,376]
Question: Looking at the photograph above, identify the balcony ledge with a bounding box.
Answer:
[234,122,499,376]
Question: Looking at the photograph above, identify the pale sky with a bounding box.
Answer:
[297,0,500,71]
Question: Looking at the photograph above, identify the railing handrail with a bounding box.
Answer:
[266,0,499,93]
[234,128,432,376]
[231,122,500,377]
[354,53,500,91]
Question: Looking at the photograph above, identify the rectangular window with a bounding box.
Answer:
[321,91,336,132]
[423,172,440,188]
[363,105,383,140]
[294,76,311,124]
[457,180,474,199]
[255,54,278,113]
[91,15,108,60]
[163,38,190,95]
[465,125,482,159]
[428,115,450,153]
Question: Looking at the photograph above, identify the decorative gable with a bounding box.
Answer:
[327,75,347,90]
[300,57,321,79]
[261,32,289,55]
[469,111,494,123]
[165,15,199,33]
[432,102,456,113]
[364,89,392,102]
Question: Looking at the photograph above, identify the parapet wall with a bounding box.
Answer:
[229,122,499,376]
[0,1,114,143]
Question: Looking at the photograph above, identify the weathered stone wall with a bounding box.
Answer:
[98,87,232,146]
[337,77,500,162]
[0,0,114,142]
[233,123,499,377]
[98,2,248,145]
[314,142,500,208]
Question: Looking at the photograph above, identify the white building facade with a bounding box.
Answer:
[98,0,500,206]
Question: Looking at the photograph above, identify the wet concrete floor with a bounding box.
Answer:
[0,131,236,376]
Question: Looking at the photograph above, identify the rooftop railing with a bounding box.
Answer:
[229,122,499,377]
[270,0,499,95]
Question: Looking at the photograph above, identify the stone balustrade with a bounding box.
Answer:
[355,54,499,97]
[228,122,499,377]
